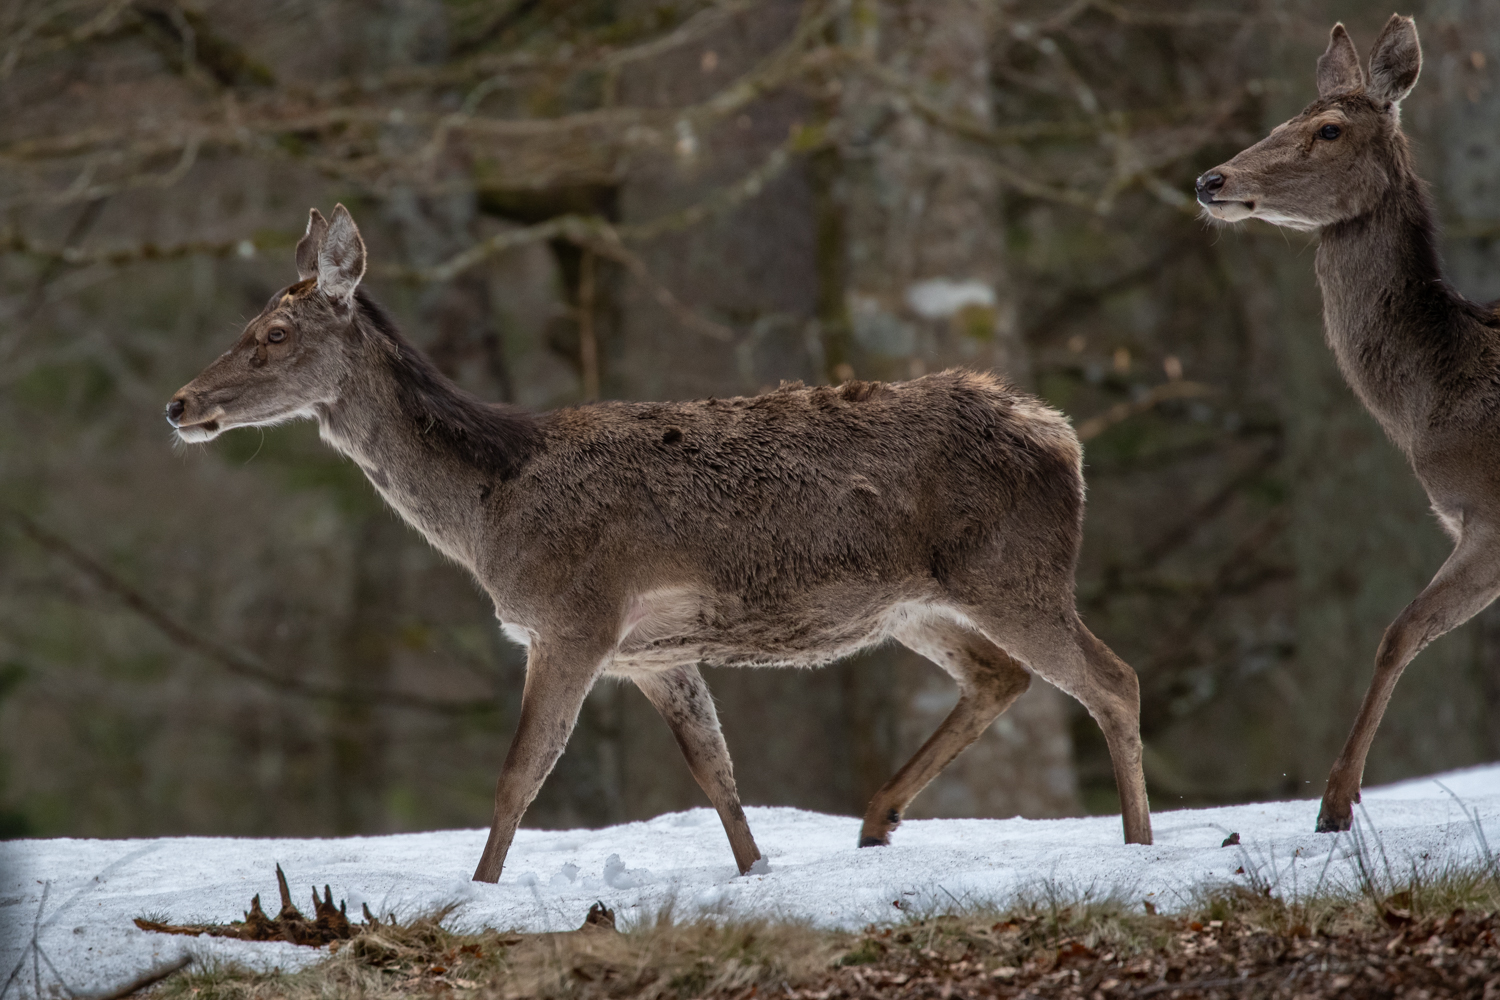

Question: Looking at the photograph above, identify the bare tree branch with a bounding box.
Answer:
[402,138,799,288]
[571,222,736,343]
[11,511,502,716]
[1074,379,1214,441]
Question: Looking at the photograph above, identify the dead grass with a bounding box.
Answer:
[149,863,1500,999]
[154,900,842,1000]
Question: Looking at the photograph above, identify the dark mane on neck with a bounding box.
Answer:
[1390,147,1443,282]
[353,288,542,480]
[1390,173,1498,325]
[1326,157,1495,326]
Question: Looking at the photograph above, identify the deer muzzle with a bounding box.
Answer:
[1194,168,1254,222]
[166,391,226,442]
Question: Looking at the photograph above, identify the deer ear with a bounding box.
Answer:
[295,208,328,281]
[1317,23,1365,98]
[317,204,366,303]
[1368,14,1421,107]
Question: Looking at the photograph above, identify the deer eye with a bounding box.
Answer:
[1318,124,1342,140]
[267,327,288,344]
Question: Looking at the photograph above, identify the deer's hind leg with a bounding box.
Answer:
[966,612,1153,847]
[1064,622,1153,846]
[635,664,762,874]
[858,617,1033,848]
[1317,525,1500,833]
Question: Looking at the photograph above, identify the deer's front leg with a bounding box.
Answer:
[472,637,609,883]
[1317,528,1500,833]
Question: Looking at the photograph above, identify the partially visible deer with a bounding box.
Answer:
[167,205,1153,883]
[1197,15,1500,832]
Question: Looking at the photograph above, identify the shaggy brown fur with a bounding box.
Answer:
[1197,16,1500,833]
[167,205,1152,884]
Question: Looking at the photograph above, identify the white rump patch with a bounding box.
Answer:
[500,622,532,649]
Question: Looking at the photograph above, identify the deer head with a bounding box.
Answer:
[1195,15,1422,232]
[166,205,368,442]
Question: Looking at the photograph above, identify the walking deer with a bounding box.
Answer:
[166,204,1153,883]
[1197,16,1499,832]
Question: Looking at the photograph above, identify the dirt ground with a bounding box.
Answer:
[148,876,1500,1000]
[801,906,1500,999]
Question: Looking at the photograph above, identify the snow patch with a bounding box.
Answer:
[602,853,652,890]
[905,279,997,319]
[2,764,1496,999]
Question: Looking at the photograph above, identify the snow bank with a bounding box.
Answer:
[3,764,1497,999]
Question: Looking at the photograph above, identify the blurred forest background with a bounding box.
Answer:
[1,0,1497,842]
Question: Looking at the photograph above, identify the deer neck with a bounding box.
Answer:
[314,306,540,571]
[1314,178,1456,453]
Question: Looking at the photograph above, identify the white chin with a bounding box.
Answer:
[1250,209,1321,232]
[175,424,225,443]
[1203,202,1254,224]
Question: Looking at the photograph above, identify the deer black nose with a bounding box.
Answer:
[166,398,186,424]
[1196,172,1225,195]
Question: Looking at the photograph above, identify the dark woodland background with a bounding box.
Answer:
[1,0,1497,842]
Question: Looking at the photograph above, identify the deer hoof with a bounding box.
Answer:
[1315,803,1353,833]
[858,835,888,848]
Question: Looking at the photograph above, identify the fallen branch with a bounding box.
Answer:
[133,864,616,950]
[79,955,193,1000]
[135,863,362,947]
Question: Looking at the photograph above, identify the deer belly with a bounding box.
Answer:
[606,586,907,675]
[609,587,710,667]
